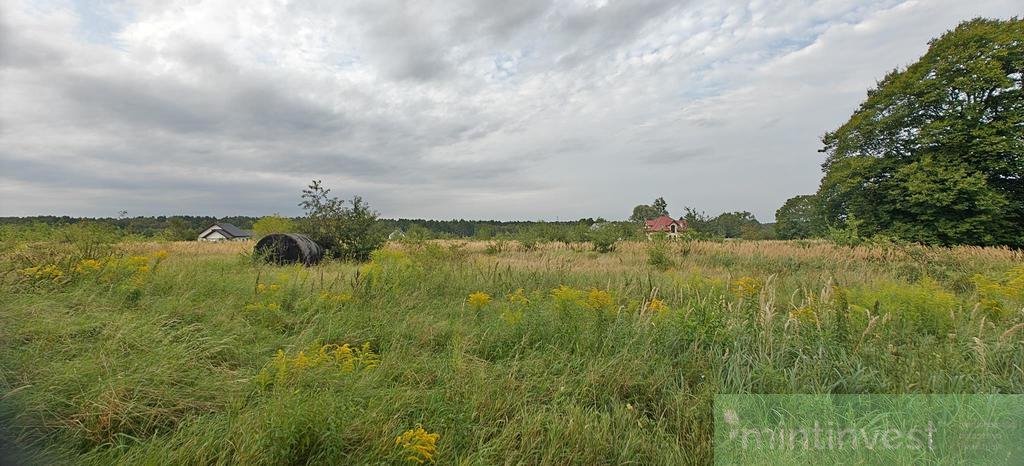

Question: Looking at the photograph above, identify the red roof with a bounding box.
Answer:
[644,215,687,232]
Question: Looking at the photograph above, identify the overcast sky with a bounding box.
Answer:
[1,0,1020,221]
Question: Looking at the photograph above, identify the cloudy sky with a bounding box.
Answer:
[0,0,1020,220]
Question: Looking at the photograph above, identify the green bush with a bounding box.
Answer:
[297,180,385,262]
[587,225,620,253]
[646,240,674,271]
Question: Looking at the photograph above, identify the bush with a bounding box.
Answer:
[517,227,546,251]
[588,225,619,253]
[298,180,386,262]
[646,240,674,271]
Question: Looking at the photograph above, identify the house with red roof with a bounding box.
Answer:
[644,215,688,238]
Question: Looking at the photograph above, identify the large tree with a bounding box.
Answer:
[775,195,825,239]
[706,211,760,238]
[816,18,1023,247]
[629,197,669,223]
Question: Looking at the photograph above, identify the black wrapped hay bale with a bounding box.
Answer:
[254,233,324,266]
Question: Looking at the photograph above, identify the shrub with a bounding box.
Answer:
[646,240,674,271]
[298,180,386,261]
[588,225,619,253]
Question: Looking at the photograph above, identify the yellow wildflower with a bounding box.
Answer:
[395,424,440,464]
[582,288,613,311]
[256,342,379,389]
[789,306,818,324]
[20,264,64,281]
[648,298,668,314]
[467,292,492,310]
[731,276,762,299]
[506,288,530,306]
[973,266,1024,319]
[551,285,584,310]
[319,291,353,304]
[74,259,103,274]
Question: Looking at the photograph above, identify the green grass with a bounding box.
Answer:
[1,239,1023,464]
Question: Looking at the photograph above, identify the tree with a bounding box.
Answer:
[707,211,760,238]
[682,207,711,232]
[298,180,385,261]
[815,18,1024,246]
[252,214,296,239]
[161,217,195,241]
[775,195,825,239]
[629,197,669,223]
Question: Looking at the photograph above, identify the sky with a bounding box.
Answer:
[1,0,1021,221]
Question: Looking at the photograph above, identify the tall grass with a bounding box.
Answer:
[1,238,1022,464]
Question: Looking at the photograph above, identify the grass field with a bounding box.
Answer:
[2,238,1023,464]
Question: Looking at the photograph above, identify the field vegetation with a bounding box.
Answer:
[2,224,1023,464]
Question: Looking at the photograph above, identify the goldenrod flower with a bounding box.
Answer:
[395,424,439,464]
[730,276,762,298]
[319,291,353,304]
[20,264,64,281]
[551,285,584,310]
[789,306,817,324]
[467,292,492,310]
[74,259,103,274]
[582,288,613,311]
[506,288,530,306]
[256,342,379,389]
[648,298,668,314]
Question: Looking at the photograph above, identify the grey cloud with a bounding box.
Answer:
[759,116,783,129]
[62,73,219,133]
[641,146,714,164]
[554,0,685,67]
[684,116,727,128]
[2,0,1020,220]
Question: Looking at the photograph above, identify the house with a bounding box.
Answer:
[644,215,688,238]
[198,223,252,242]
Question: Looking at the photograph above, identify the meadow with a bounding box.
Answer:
[1,235,1023,464]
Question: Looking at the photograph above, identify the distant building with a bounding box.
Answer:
[198,223,252,242]
[644,215,688,238]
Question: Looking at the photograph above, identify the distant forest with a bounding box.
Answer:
[0,214,777,241]
[0,215,608,240]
